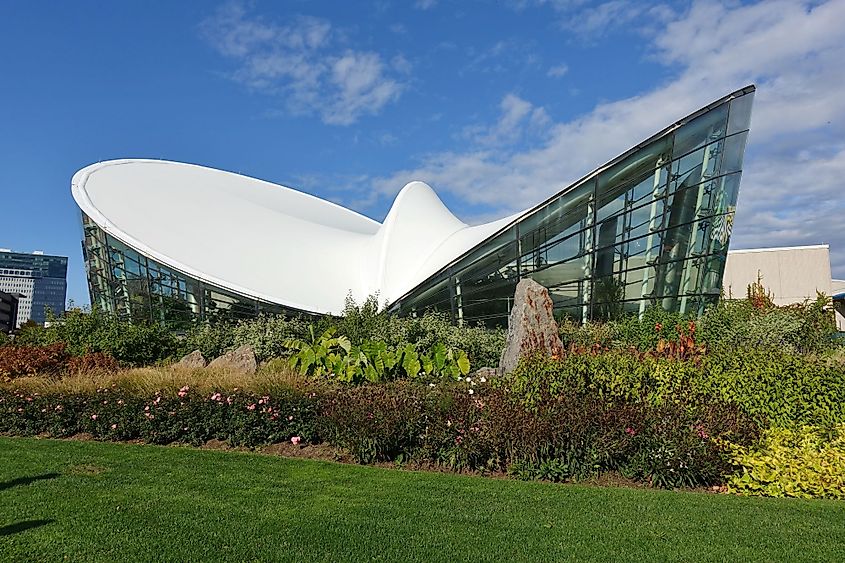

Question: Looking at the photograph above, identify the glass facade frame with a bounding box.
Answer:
[81,214,314,328]
[389,86,755,327]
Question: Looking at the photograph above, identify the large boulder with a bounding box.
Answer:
[174,350,207,369]
[499,278,564,374]
[208,345,257,374]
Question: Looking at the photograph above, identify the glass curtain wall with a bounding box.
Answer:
[81,214,310,328]
[391,87,754,327]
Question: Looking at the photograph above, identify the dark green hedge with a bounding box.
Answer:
[505,350,845,428]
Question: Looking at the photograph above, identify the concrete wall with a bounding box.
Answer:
[723,245,843,330]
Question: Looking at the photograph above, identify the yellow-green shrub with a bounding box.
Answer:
[728,425,845,499]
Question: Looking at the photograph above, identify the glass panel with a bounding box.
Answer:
[521,226,584,274]
[529,258,590,289]
[592,274,626,321]
[673,103,729,157]
[720,132,748,174]
[519,184,592,249]
[727,92,754,135]
[597,137,670,208]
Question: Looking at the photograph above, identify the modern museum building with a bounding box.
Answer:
[72,86,754,327]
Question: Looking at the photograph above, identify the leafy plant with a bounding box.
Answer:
[728,425,845,499]
[281,324,471,383]
[285,326,351,378]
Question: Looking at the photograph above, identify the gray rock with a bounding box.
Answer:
[208,345,257,374]
[175,350,207,369]
[499,278,564,374]
[471,366,501,379]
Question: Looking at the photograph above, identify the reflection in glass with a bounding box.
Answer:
[392,87,754,326]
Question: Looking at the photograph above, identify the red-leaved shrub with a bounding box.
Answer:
[66,352,121,375]
[0,343,68,379]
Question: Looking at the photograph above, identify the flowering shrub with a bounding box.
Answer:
[0,373,758,489]
[320,382,428,463]
[319,377,757,486]
[620,400,760,488]
[0,385,319,447]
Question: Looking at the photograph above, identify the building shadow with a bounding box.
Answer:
[0,519,53,536]
[0,473,60,491]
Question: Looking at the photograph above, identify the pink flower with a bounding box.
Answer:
[625,427,637,436]
[247,404,256,411]
[111,424,117,430]
[91,414,98,420]
[291,436,302,445]
[210,393,222,402]
[288,415,294,421]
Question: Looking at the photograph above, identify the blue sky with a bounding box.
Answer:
[1,0,844,306]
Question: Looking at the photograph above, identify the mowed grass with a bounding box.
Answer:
[1,438,843,562]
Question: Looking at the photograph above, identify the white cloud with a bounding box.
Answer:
[415,0,438,10]
[568,0,644,36]
[200,2,404,125]
[516,0,671,39]
[463,94,551,147]
[464,38,541,74]
[546,63,568,77]
[369,0,845,275]
[389,23,408,35]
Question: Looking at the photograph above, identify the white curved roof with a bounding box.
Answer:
[71,159,523,315]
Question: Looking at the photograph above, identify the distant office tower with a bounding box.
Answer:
[0,290,20,333]
[0,249,68,326]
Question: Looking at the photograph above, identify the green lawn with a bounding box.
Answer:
[1,438,843,562]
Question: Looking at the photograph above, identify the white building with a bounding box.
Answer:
[71,87,756,327]
[723,244,845,330]
[0,267,36,327]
